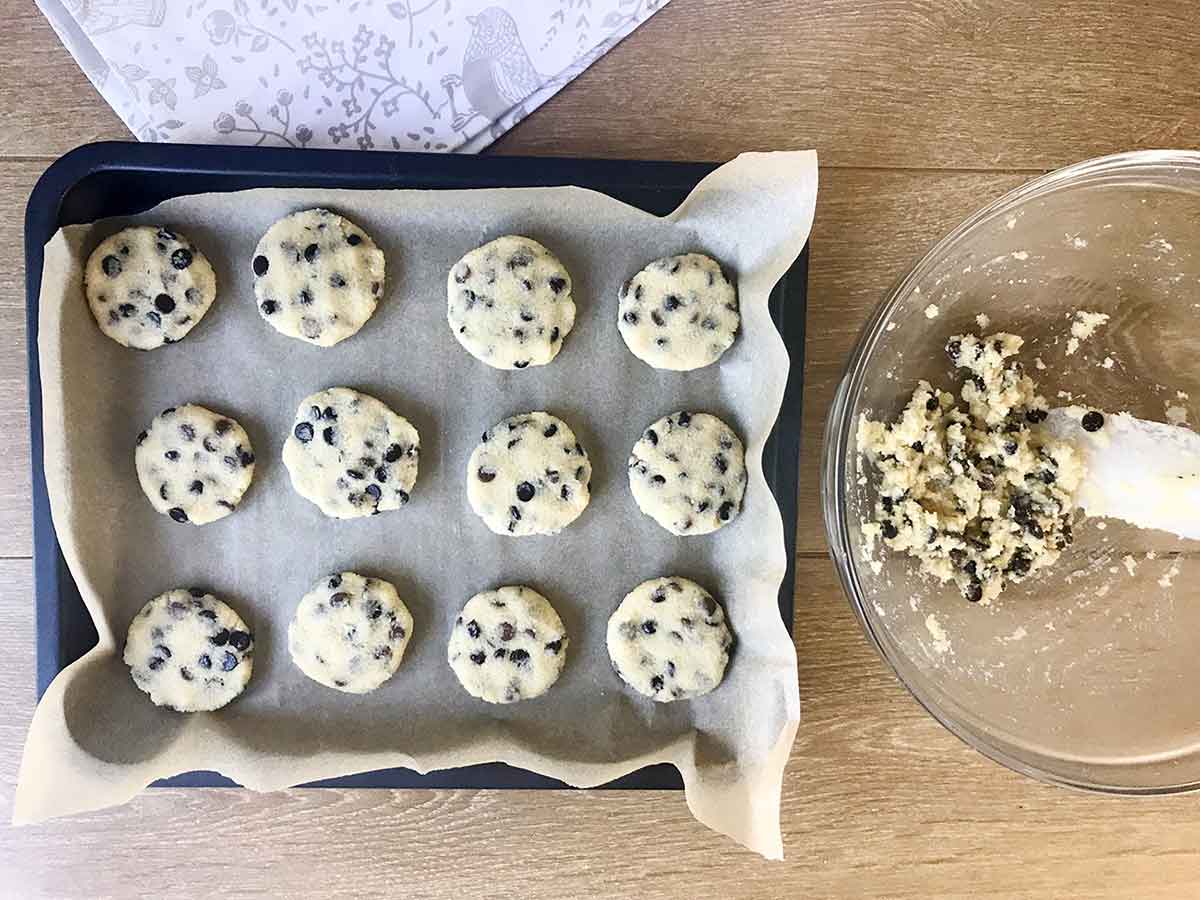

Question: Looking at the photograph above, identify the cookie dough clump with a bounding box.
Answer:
[857,332,1084,604]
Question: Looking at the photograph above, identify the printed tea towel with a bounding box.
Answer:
[36,0,669,152]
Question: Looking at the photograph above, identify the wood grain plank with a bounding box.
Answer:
[3,557,1200,899]
[0,161,45,558]
[5,2,1200,169]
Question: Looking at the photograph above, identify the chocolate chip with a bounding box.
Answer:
[548,276,566,293]
[650,474,666,485]
[304,243,319,263]
[180,667,193,681]
[677,412,692,427]
[650,675,664,692]
[718,500,736,521]
[260,299,278,315]
[454,263,471,283]
[543,423,558,438]
[328,574,342,589]
[253,255,269,276]
[550,326,560,342]
[641,620,657,635]
[228,630,252,652]
[714,454,728,474]
[664,295,681,311]
[364,484,382,500]
[118,302,136,317]
[189,480,204,495]
[154,294,175,313]
[645,428,658,445]
[347,233,362,246]
[170,248,193,270]
[168,507,188,523]
[148,656,165,671]
[146,310,162,326]
[651,310,665,327]
[470,651,486,665]
[1081,411,1105,432]
[516,481,535,502]
[323,426,337,445]
[500,622,515,641]
[623,311,639,325]
[881,520,899,539]
[198,653,212,669]
[346,469,365,480]
[209,629,230,647]
[329,592,350,607]
[466,619,481,638]
[294,421,314,443]
[509,649,531,666]
[221,651,238,671]
[513,360,530,369]
[136,430,148,445]
[651,587,666,603]
[545,639,562,653]
[101,254,122,277]
[298,289,313,305]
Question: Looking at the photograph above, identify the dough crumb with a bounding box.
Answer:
[975,313,991,329]
[857,331,1083,605]
[925,614,951,654]
[1101,356,1115,370]
[1066,310,1110,356]
[1166,403,1189,426]
[1035,357,1047,371]
[1011,251,1030,261]
[1159,562,1180,589]
[1122,554,1138,576]
[924,304,941,319]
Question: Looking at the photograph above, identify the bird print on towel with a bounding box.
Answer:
[442,7,543,140]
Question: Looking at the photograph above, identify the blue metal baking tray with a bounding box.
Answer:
[25,141,808,791]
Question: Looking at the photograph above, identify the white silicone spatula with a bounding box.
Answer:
[1042,407,1200,540]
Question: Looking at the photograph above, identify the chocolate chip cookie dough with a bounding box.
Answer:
[252,208,385,346]
[282,387,420,519]
[467,412,591,536]
[124,589,254,712]
[447,236,575,369]
[617,253,739,371]
[857,332,1084,604]
[607,576,732,702]
[447,586,568,704]
[85,226,216,350]
[628,411,747,535]
[135,404,255,525]
[288,572,414,693]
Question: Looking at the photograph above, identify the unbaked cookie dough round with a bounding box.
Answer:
[85,225,217,350]
[447,585,568,704]
[617,253,739,371]
[447,236,575,369]
[135,404,256,525]
[606,576,732,702]
[467,411,591,536]
[252,208,385,346]
[288,572,414,693]
[124,588,254,712]
[627,411,746,535]
[282,387,420,519]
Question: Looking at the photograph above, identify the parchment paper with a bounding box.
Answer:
[15,151,817,859]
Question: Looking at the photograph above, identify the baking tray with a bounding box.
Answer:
[25,141,808,791]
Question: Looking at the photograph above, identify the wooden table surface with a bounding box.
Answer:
[3,1,1200,896]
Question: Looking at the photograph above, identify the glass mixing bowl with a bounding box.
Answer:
[822,150,1200,792]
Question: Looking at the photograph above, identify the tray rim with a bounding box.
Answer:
[24,140,808,792]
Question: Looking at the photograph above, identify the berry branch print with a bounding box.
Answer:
[299,25,450,150]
